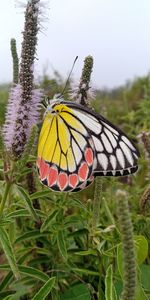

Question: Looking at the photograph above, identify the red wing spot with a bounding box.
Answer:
[78,162,89,181]
[85,148,93,166]
[58,173,68,191]
[69,174,79,188]
[47,167,58,187]
[38,159,49,180]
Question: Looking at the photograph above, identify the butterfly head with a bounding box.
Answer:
[45,94,64,116]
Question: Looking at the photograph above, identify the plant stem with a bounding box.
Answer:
[92,177,102,230]
[0,181,12,216]
[117,191,136,300]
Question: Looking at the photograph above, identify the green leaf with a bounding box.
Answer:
[0,250,33,292]
[0,290,15,299]
[30,190,53,200]
[18,265,49,282]
[74,249,97,256]
[16,186,38,220]
[135,281,149,300]
[105,265,117,300]
[14,230,50,244]
[134,235,148,265]
[140,264,150,292]
[0,264,49,282]
[0,272,13,292]
[57,230,67,260]
[72,268,99,276]
[16,168,32,180]
[41,210,58,232]
[60,283,91,300]
[0,227,19,279]
[32,277,56,300]
[6,209,30,219]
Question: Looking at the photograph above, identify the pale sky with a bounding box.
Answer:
[0,0,150,88]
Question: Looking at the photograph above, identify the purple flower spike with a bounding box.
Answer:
[3,0,43,158]
[3,85,43,157]
[3,85,22,151]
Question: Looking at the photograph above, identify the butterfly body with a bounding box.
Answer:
[37,98,139,192]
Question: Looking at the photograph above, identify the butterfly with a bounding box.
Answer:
[37,97,140,192]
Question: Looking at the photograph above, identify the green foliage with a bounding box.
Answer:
[60,283,91,300]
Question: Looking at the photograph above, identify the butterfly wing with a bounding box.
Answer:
[37,106,95,192]
[37,101,139,192]
[63,101,139,177]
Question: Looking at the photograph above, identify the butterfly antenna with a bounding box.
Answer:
[60,56,78,97]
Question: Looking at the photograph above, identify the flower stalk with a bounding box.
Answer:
[0,182,11,216]
[3,0,43,159]
[92,177,102,230]
[10,38,19,84]
[71,55,94,106]
[116,191,136,300]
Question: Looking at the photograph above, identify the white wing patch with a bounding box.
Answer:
[110,155,117,170]
[101,133,113,153]
[98,153,108,170]
[101,122,119,136]
[92,135,104,152]
[119,141,134,166]
[121,135,136,151]
[116,149,125,168]
[104,128,117,148]
[72,140,82,165]
[74,110,102,134]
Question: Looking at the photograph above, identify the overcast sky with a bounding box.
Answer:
[0,0,150,88]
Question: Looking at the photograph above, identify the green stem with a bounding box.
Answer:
[103,197,120,235]
[92,177,102,230]
[117,191,136,300]
[0,182,12,216]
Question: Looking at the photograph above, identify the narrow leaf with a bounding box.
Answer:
[30,190,53,200]
[0,264,49,282]
[32,277,56,300]
[105,265,117,300]
[57,230,67,260]
[17,186,38,220]
[41,210,58,232]
[0,227,19,279]
[15,230,50,244]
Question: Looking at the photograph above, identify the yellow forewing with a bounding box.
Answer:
[38,104,88,170]
[38,114,52,153]
[60,153,67,170]
[67,147,76,172]
[52,142,61,165]
[60,112,87,135]
[57,116,70,154]
[38,116,57,161]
